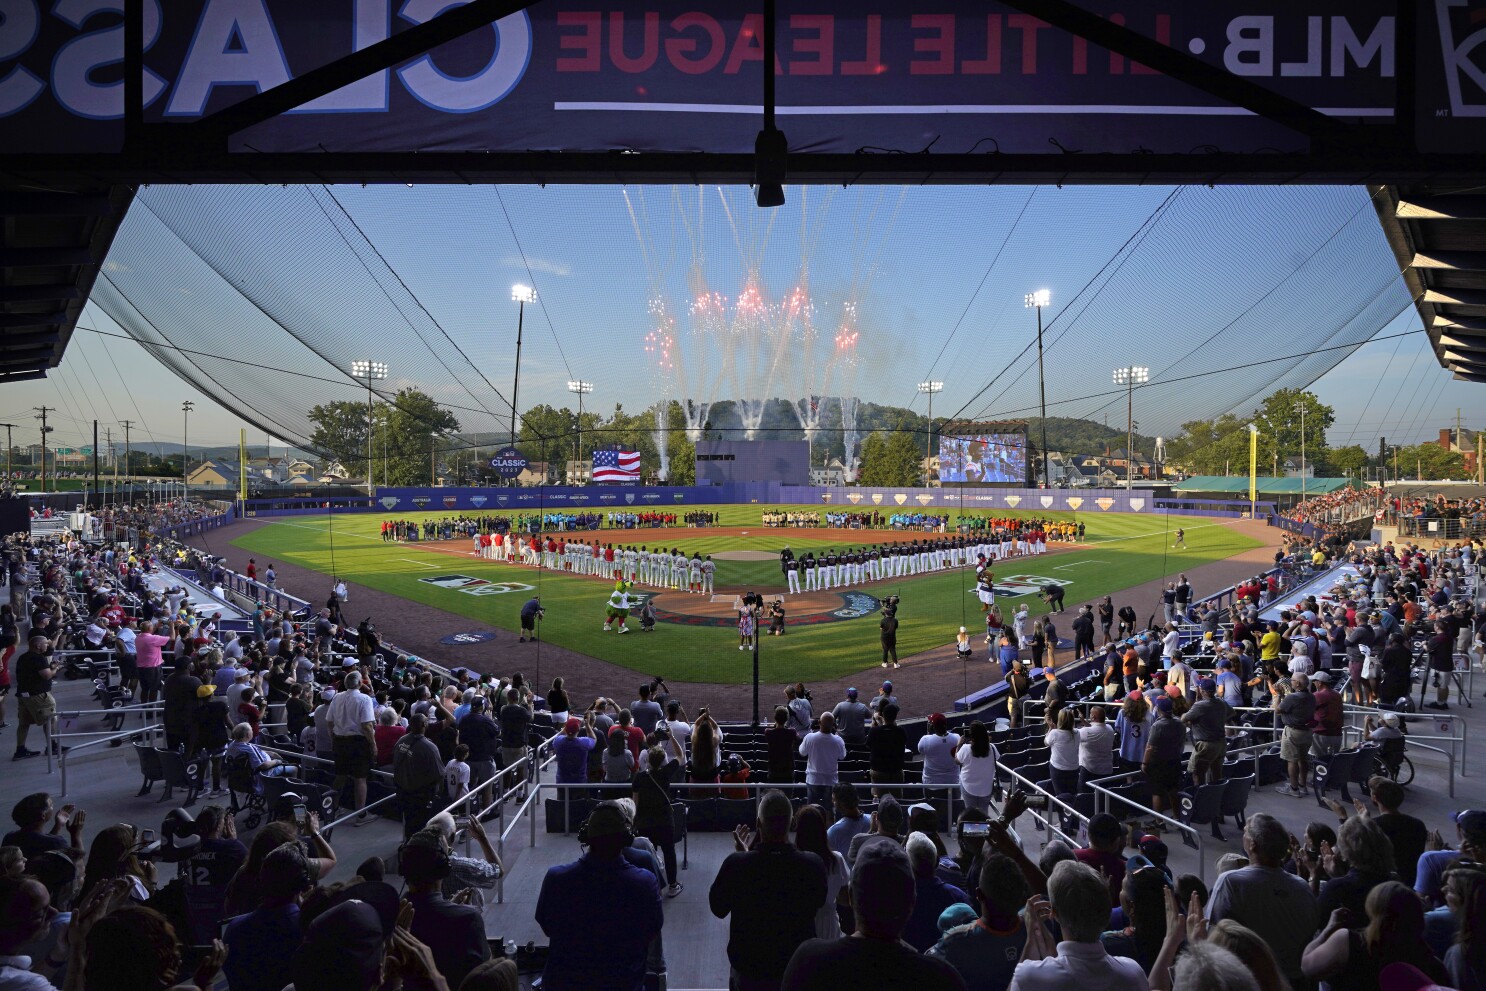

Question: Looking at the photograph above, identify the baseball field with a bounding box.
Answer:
[227,505,1263,684]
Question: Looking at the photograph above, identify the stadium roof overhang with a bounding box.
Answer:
[1373,184,1486,385]
[9,0,1486,381]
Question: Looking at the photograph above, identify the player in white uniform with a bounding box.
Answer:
[701,556,716,595]
[786,557,801,594]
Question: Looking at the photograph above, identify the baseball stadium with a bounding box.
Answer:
[6,5,1486,991]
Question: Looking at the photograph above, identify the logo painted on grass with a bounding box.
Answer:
[418,575,535,597]
[440,631,498,645]
[654,591,882,628]
[987,575,1073,596]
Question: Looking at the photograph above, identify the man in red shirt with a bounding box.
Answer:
[1308,671,1344,757]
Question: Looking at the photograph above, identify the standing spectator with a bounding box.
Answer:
[1042,668,1068,722]
[457,696,500,810]
[766,707,797,784]
[328,670,376,814]
[1006,860,1146,990]
[710,790,827,991]
[800,713,847,809]
[831,688,870,747]
[12,636,57,761]
[1206,813,1320,989]
[691,709,722,795]
[162,661,204,753]
[1361,776,1428,888]
[536,802,664,991]
[222,844,313,991]
[1114,692,1151,773]
[785,685,813,738]
[782,838,968,991]
[133,621,169,705]
[392,714,445,840]
[867,704,907,797]
[1075,814,1129,907]
[498,688,533,797]
[1181,679,1229,786]
[1076,706,1116,791]
[826,785,870,863]
[401,827,491,991]
[1044,709,1080,798]
[1309,671,1344,758]
[1277,675,1317,797]
[632,746,683,897]
[1142,696,1184,830]
[630,683,664,735]
[918,714,962,798]
[793,805,850,940]
[955,721,999,815]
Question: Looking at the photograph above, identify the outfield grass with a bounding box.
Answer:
[229,505,1262,684]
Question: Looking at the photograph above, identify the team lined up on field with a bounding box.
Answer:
[468,530,719,593]
[777,527,1053,594]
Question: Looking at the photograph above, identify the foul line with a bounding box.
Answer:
[399,558,440,568]
[259,519,385,542]
[1083,521,1233,545]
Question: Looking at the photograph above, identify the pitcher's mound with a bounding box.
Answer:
[653,589,884,628]
[711,550,780,561]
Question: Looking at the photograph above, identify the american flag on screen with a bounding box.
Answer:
[592,449,641,483]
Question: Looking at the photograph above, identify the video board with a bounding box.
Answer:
[937,423,1030,486]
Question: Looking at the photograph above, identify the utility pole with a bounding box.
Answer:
[105,427,115,501]
[92,420,100,507]
[33,407,53,493]
[119,420,134,500]
[0,423,14,484]
[181,400,194,498]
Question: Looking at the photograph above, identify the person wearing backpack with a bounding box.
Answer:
[393,713,444,839]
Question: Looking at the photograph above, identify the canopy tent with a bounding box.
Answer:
[1172,476,1355,495]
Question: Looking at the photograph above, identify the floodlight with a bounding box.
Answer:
[511,284,535,303]
[1024,289,1051,308]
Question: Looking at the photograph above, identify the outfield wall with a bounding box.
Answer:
[242,484,1260,517]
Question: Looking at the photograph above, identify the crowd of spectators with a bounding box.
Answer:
[1288,487,1383,528]
[3,515,1486,991]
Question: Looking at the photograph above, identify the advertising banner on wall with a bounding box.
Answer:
[6,1,1477,157]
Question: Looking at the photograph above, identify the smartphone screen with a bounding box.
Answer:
[139,829,156,844]
[958,822,992,838]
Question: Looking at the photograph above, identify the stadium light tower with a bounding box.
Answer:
[351,361,388,497]
[1112,365,1149,492]
[917,381,943,487]
[180,400,194,497]
[568,380,593,486]
[511,285,535,444]
[1025,289,1051,487]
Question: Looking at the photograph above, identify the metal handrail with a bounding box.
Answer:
[320,791,402,833]
[255,744,396,782]
[1084,768,1208,883]
[58,723,163,797]
[995,762,1087,848]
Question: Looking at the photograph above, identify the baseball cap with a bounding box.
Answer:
[938,902,978,932]
[1127,690,1143,702]
[320,687,336,701]
[1382,711,1400,727]
[195,684,216,699]
[1455,810,1486,835]
[1154,695,1174,713]
[235,669,250,680]
[583,801,632,841]
[564,717,582,735]
[928,713,948,732]
[1165,684,1182,698]
[1311,671,1332,683]
[1198,678,1217,693]
[290,901,386,991]
[1138,834,1169,863]
[847,687,858,698]
[882,681,893,691]
[341,657,358,668]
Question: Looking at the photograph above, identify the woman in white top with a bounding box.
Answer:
[917,713,962,790]
[1075,705,1117,790]
[955,720,1000,814]
[1044,707,1080,797]
[794,804,849,938]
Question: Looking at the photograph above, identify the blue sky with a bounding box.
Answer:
[2,182,1478,458]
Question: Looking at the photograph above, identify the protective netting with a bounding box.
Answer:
[91,183,1413,466]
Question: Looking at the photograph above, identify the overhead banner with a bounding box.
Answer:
[6,1,1478,156]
